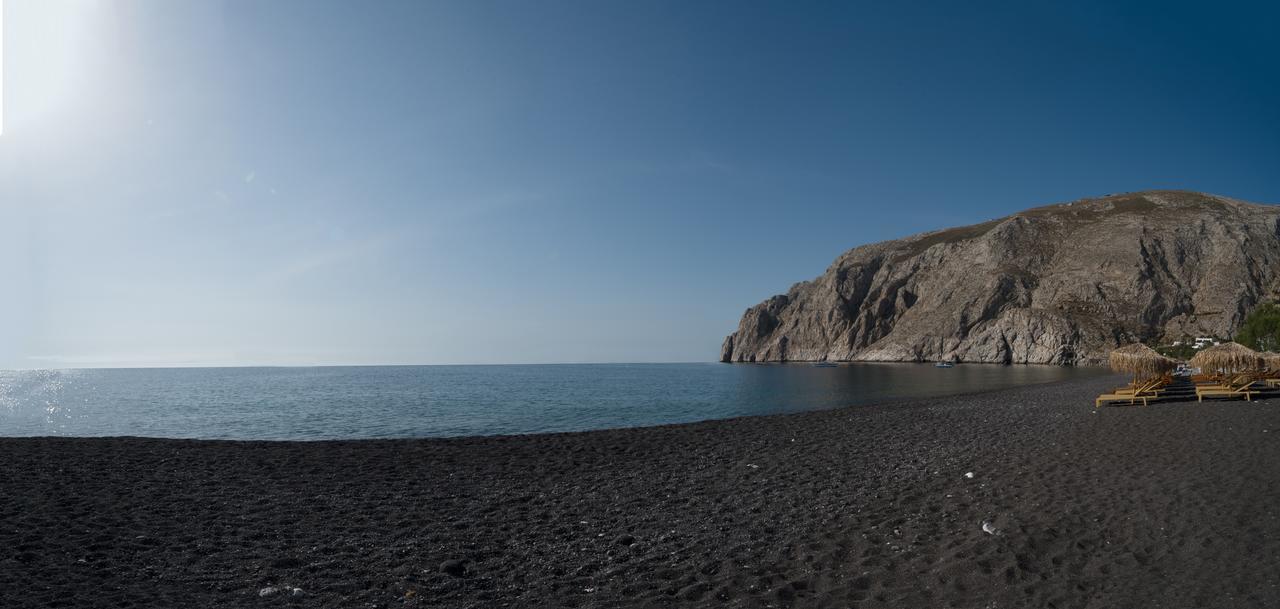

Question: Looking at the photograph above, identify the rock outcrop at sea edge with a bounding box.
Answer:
[721,190,1280,365]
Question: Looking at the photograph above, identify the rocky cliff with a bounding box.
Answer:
[721,191,1280,365]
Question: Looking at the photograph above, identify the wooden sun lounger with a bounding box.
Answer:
[1114,376,1172,397]
[1096,393,1150,407]
[1194,373,1253,386]
[1196,384,1256,402]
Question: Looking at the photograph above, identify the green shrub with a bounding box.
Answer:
[1235,303,1280,352]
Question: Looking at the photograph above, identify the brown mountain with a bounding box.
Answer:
[720,190,1280,365]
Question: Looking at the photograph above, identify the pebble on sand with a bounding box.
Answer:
[440,559,468,577]
[258,585,304,598]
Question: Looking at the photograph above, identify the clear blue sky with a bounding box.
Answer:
[2,0,1278,368]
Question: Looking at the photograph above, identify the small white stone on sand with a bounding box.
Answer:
[259,587,280,597]
[747,463,760,469]
[291,588,305,597]
[981,521,999,535]
[964,472,975,479]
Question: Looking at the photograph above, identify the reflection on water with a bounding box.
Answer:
[0,363,1108,440]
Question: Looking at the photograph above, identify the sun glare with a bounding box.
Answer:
[1,0,107,138]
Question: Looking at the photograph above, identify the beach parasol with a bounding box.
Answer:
[1188,342,1265,374]
[1108,343,1176,381]
[1260,351,1280,372]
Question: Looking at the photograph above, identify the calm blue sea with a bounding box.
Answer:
[0,363,1107,440]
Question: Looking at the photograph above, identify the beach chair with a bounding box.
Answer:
[1196,375,1258,402]
[1196,385,1256,402]
[1114,375,1171,397]
[1095,393,1151,407]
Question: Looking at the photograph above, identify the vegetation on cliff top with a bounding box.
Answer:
[1235,303,1280,352]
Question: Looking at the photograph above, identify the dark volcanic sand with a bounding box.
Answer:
[3,375,1280,608]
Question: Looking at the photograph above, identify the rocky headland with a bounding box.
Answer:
[721,190,1280,364]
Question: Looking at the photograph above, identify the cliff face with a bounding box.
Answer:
[721,191,1280,365]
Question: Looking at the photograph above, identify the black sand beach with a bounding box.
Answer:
[4,374,1280,608]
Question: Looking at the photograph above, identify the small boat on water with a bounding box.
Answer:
[934,361,955,368]
[812,362,838,368]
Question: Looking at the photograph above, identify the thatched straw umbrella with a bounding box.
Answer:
[1108,343,1176,384]
[1188,342,1265,375]
[1260,351,1280,372]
